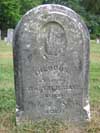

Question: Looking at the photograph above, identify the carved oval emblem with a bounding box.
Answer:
[40,22,67,60]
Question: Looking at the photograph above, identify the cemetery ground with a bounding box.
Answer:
[0,40,100,133]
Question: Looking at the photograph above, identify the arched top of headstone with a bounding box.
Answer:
[14,4,90,45]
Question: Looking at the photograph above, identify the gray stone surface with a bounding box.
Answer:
[13,4,90,123]
[96,38,100,44]
[7,29,14,44]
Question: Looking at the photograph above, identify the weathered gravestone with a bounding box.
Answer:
[96,37,100,44]
[13,4,90,124]
[7,29,14,44]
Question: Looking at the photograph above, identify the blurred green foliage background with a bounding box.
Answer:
[0,0,100,38]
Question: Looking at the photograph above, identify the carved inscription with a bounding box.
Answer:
[24,63,82,114]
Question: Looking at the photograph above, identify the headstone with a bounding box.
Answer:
[96,38,100,44]
[13,4,90,124]
[7,29,14,44]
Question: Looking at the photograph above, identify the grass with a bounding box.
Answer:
[0,40,100,133]
[90,40,100,103]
